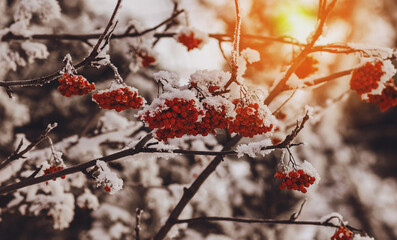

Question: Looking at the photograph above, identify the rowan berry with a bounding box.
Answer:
[57,73,95,97]
[228,102,274,137]
[177,32,203,51]
[366,80,397,112]
[43,164,65,182]
[208,85,220,93]
[92,86,145,112]
[274,169,316,193]
[139,97,204,141]
[103,185,111,193]
[189,102,232,137]
[331,226,353,240]
[350,61,384,95]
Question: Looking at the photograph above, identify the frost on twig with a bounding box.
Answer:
[95,160,123,194]
[320,212,347,225]
[236,139,274,158]
[60,54,76,75]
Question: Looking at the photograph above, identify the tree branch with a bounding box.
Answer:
[0,123,57,170]
[135,208,143,240]
[153,134,243,240]
[264,0,337,105]
[174,216,366,234]
[0,0,124,89]
[153,113,310,240]
[0,133,303,195]
[224,0,242,90]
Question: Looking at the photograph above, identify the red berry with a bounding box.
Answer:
[330,226,353,240]
[274,169,316,193]
[58,73,95,97]
[92,86,145,112]
[103,186,111,192]
[350,61,384,95]
[366,80,397,112]
[177,32,203,51]
[139,97,204,141]
[43,164,65,182]
[228,102,274,137]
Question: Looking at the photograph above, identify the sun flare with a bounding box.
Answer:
[273,1,317,42]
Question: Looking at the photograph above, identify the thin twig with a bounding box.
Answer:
[264,0,337,105]
[272,90,297,115]
[135,208,143,240]
[0,123,57,170]
[174,216,366,234]
[0,0,177,89]
[0,132,152,195]
[224,0,242,90]
[289,199,307,221]
[0,134,301,194]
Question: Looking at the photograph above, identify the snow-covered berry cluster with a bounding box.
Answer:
[176,27,208,51]
[274,169,316,193]
[139,97,204,141]
[95,160,123,195]
[331,226,353,240]
[228,101,274,138]
[350,60,384,95]
[366,80,397,112]
[274,161,319,193]
[190,101,232,137]
[137,50,156,67]
[92,86,145,112]
[295,56,319,79]
[43,164,65,182]
[350,59,397,111]
[57,73,95,97]
[139,71,276,141]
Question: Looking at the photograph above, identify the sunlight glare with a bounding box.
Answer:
[273,1,317,42]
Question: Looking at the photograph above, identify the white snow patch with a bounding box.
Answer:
[236,139,274,158]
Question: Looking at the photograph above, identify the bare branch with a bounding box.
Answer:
[281,69,354,92]
[0,123,57,170]
[224,0,242,90]
[135,208,143,240]
[153,134,243,240]
[289,199,307,221]
[0,0,124,89]
[174,216,366,234]
[264,0,337,105]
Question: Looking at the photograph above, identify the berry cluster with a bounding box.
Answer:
[350,61,383,95]
[208,85,220,94]
[295,56,319,79]
[331,226,353,240]
[228,103,274,138]
[366,80,397,112]
[190,103,231,137]
[43,165,65,182]
[92,86,145,112]
[136,50,156,67]
[57,73,95,97]
[140,98,204,141]
[177,32,203,51]
[274,169,316,193]
[103,185,111,193]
